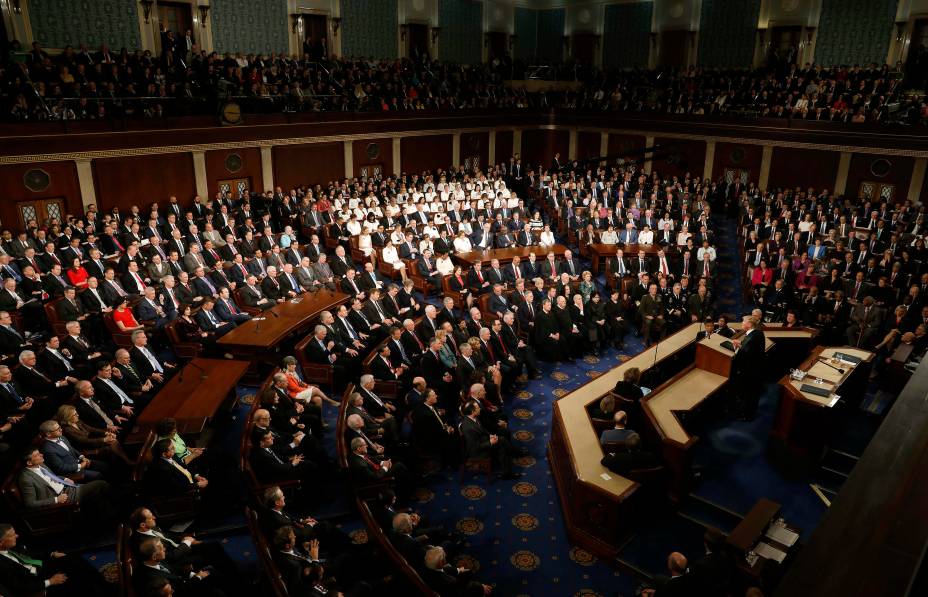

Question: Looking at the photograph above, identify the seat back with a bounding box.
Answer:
[336,383,355,471]
[293,333,334,388]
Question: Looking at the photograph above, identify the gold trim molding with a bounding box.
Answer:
[0,125,924,165]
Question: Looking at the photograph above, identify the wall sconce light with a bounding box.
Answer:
[896,22,906,42]
[139,0,154,23]
[198,5,209,28]
[331,17,341,36]
[593,35,601,50]
[430,27,441,44]
[10,0,22,14]
[509,34,518,50]
[400,24,408,41]
[291,13,303,34]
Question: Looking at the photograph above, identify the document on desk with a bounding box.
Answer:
[754,542,787,563]
[766,525,799,547]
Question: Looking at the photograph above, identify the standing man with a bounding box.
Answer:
[731,315,765,421]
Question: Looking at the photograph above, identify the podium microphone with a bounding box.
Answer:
[816,357,845,375]
[179,360,208,383]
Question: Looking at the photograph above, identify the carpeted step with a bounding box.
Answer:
[676,494,745,535]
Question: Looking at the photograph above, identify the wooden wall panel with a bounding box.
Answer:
[273,143,344,190]
[495,130,514,166]
[460,131,490,172]
[93,153,196,213]
[0,161,83,229]
[712,142,764,182]
[577,131,601,161]
[844,153,914,202]
[607,133,647,164]
[401,134,453,175]
[521,129,570,170]
[352,138,394,177]
[652,137,706,180]
[205,147,263,197]
[768,148,840,192]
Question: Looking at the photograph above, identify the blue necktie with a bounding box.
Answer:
[43,466,76,487]
[4,383,22,404]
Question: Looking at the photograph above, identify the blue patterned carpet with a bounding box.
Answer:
[411,345,646,597]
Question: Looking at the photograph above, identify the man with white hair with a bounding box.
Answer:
[422,545,491,596]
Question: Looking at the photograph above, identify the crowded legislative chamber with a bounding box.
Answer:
[0,1,927,596]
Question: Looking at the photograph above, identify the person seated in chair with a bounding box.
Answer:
[460,400,520,480]
[38,419,110,481]
[128,507,240,583]
[422,545,491,597]
[0,523,109,596]
[600,432,660,476]
[599,411,635,450]
[144,438,208,498]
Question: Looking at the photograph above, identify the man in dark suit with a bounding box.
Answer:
[239,275,274,310]
[731,315,766,421]
[144,438,207,497]
[558,249,582,280]
[214,287,251,324]
[195,299,236,338]
[488,284,511,317]
[56,287,87,323]
[0,310,32,356]
[417,250,442,291]
[339,268,366,300]
[348,437,410,498]
[132,536,224,597]
[38,419,109,480]
[410,388,458,465]
[130,331,177,382]
[460,400,518,479]
[0,523,109,596]
[641,551,698,597]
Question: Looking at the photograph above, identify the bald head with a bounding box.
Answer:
[668,552,687,576]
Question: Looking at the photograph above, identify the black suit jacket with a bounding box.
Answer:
[460,415,492,459]
[144,456,196,495]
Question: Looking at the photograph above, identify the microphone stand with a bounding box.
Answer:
[179,360,208,382]
[816,357,845,375]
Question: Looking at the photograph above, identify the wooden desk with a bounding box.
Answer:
[770,346,873,464]
[132,358,249,438]
[218,291,350,358]
[549,322,703,559]
[728,498,800,580]
[452,245,566,268]
[586,243,678,275]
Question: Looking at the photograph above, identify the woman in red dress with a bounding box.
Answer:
[112,298,143,332]
[66,257,90,289]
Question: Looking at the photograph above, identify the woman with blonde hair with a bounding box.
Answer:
[282,356,337,407]
[55,404,133,465]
